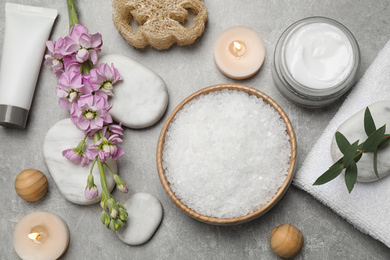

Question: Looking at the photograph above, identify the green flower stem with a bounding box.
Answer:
[97,158,110,198]
[67,0,79,31]
[94,132,110,198]
[83,132,90,141]
[89,158,97,175]
[351,133,390,163]
[103,162,115,175]
[80,60,93,75]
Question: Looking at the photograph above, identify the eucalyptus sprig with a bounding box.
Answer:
[313,107,390,193]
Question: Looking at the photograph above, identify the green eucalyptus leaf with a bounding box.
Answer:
[364,107,376,137]
[315,107,390,193]
[335,131,350,154]
[378,134,390,149]
[362,125,386,152]
[354,151,363,163]
[342,141,359,168]
[345,161,358,193]
[313,161,344,186]
[373,149,379,179]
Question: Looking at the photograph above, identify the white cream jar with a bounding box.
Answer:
[272,17,360,107]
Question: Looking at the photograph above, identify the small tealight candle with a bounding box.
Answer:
[214,26,265,80]
[13,212,69,260]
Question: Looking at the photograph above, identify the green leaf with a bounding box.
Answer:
[362,125,386,152]
[313,161,344,186]
[364,107,376,137]
[345,161,358,193]
[354,151,363,163]
[373,149,379,179]
[335,132,350,154]
[378,134,390,149]
[342,141,359,168]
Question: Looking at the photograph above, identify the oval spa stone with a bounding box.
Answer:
[43,118,116,205]
[98,54,169,129]
[331,101,390,182]
[116,193,163,245]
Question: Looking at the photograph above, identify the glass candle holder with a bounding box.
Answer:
[272,17,361,107]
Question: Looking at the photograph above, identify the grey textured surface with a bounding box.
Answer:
[1,0,390,259]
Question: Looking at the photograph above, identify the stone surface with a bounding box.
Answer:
[98,54,169,129]
[116,193,163,245]
[331,101,390,182]
[43,118,117,205]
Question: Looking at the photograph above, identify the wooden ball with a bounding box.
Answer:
[270,224,303,258]
[15,169,48,201]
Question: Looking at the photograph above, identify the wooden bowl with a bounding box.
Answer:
[156,84,297,225]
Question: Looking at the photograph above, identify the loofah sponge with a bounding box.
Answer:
[112,0,208,50]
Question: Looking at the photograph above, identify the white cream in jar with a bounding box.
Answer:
[285,23,354,89]
[272,17,360,107]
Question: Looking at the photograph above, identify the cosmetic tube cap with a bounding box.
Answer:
[0,105,29,129]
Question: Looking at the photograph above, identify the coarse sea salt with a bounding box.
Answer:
[162,90,291,219]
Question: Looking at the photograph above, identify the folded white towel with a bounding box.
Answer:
[293,39,390,247]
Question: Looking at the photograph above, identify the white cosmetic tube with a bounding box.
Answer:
[0,3,57,128]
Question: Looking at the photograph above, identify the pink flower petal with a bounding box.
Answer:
[79,34,92,48]
[77,118,91,131]
[112,147,124,160]
[63,37,79,54]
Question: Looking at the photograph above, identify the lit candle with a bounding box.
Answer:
[214,26,265,80]
[13,212,69,260]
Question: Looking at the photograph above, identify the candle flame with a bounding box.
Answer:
[233,41,242,51]
[28,232,42,244]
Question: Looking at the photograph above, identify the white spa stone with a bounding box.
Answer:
[331,101,390,182]
[98,54,169,129]
[116,193,163,245]
[43,118,116,205]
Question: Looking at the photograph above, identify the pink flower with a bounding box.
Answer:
[63,24,102,65]
[70,94,112,134]
[85,185,98,200]
[63,55,81,73]
[86,134,124,162]
[62,148,90,167]
[63,24,89,54]
[86,140,108,162]
[76,48,90,63]
[117,183,129,193]
[108,123,124,136]
[84,173,98,200]
[87,63,122,98]
[44,38,65,77]
[101,123,124,138]
[62,140,91,166]
[56,71,85,110]
[106,135,125,160]
[113,174,128,193]
[62,148,81,163]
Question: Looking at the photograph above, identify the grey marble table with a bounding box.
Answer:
[1,0,390,259]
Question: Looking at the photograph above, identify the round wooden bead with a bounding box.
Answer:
[15,169,48,201]
[270,224,303,258]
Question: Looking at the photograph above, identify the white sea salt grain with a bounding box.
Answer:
[162,90,291,219]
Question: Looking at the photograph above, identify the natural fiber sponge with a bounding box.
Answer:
[112,0,208,50]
